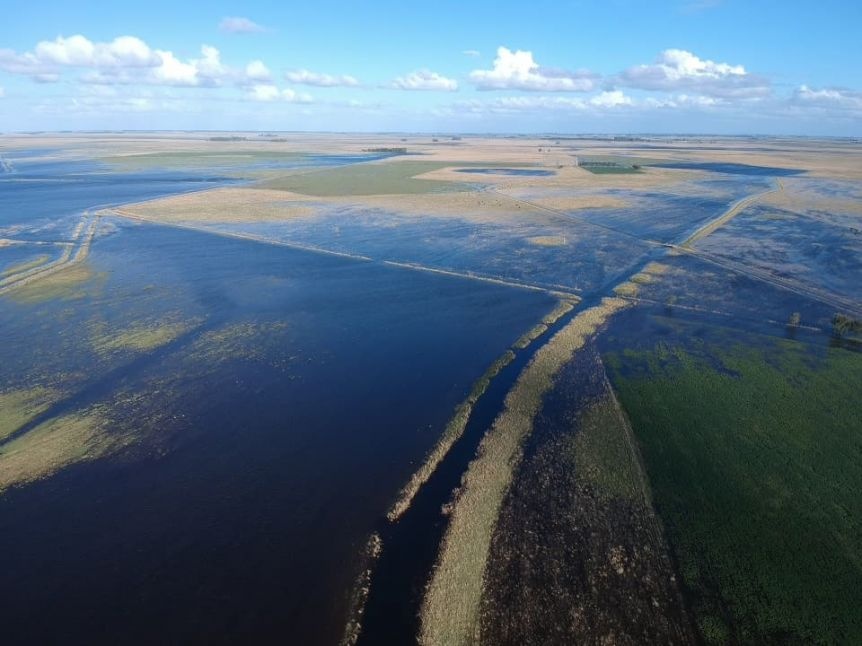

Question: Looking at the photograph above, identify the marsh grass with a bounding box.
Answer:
[608,339,862,644]
[190,321,290,367]
[1,254,51,277]
[10,264,101,303]
[0,387,58,442]
[525,235,567,247]
[0,407,125,494]
[419,297,631,646]
[612,281,640,298]
[89,319,195,356]
[341,533,383,646]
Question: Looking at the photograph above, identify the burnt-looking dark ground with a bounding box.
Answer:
[479,344,694,645]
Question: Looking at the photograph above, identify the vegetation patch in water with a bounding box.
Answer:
[0,407,125,494]
[607,339,862,644]
[10,264,101,303]
[525,235,567,247]
[1,254,51,277]
[0,386,59,441]
[89,318,197,356]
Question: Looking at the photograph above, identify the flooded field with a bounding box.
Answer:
[1,133,860,645]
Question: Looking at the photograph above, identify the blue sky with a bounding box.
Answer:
[1,0,860,134]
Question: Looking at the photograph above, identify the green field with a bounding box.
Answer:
[580,165,643,174]
[607,337,862,644]
[260,159,472,196]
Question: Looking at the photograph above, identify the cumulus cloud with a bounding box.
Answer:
[794,85,862,107]
[391,69,458,91]
[790,85,862,117]
[285,69,359,87]
[219,17,267,34]
[248,84,312,103]
[453,91,635,114]
[469,46,595,92]
[0,35,267,88]
[618,49,769,98]
[245,60,271,82]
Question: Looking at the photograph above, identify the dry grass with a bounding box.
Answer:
[113,187,317,223]
[512,300,576,350]
[612,281,640,298]
[525,235,567,247]
[419,297,631,646]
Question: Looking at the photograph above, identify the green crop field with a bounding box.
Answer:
[607,337,862,644]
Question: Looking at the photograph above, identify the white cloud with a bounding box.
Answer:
[0,35,269,88]
[790,85,862,117]
[453,91,635,114]
[589,90,632,107]
[248,84,313,103]
[462,49,480,57]
[469,46,595,92]
[245,60,271,82]
[391,69,458,91]
[35,34,158,67]
[618,49,769,98]
[0,86,4,98]
[219,17,267,34]
[285,69,359,87]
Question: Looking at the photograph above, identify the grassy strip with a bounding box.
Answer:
[340,533,383,646]
[419,297,631,646]
[1,254,51,277]
[512,300,576,350]
[682,181,780,247]
[608,339,862,644]
[387,351,516,522]
[389,299,577,522]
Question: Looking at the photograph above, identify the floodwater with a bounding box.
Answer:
[0,154,556,644]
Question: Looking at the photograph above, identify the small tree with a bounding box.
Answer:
[788,312,801,327]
